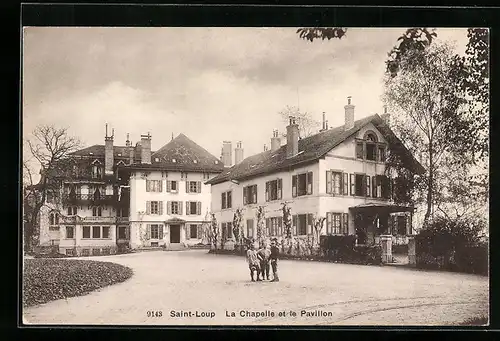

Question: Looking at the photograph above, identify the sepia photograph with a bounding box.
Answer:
[21,25,489,326]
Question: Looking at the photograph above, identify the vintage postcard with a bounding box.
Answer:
[21,25,489,326]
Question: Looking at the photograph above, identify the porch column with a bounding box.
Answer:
[380,235,393,263]
[408,235,416,266]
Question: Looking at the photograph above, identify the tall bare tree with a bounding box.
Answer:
[23,125,80,252]
[278,105,320,138]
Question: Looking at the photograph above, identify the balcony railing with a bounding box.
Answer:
[62,193,117,205]
[116,217,129,223]
[60,215,129,224]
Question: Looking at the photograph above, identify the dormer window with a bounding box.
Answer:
[193,160,198,164]
[155,158,160,162]
[172,159,176,163]
[356,131,385,162]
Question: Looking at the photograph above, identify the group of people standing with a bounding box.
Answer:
[246,238,279,282]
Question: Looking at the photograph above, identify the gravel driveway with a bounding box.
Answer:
[22,250,489,326]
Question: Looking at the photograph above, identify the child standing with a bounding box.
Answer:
[246,243,261,281]
[257,242,271,280]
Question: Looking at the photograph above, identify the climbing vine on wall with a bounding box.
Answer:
[256,205,266,246]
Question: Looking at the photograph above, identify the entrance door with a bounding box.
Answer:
[170,225,180,243]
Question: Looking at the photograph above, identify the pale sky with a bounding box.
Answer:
[22,27,468,163]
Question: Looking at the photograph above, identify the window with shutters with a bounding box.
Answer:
[294,171,313,197]
[150,201,160,215]
[150,224,160,239]
[221,191,232,209]
[268,217,282,236]
[326,213,342,234]
[343,173,349,195]
[221,223,227,240]
[366,175,371,197]
[350,174,355,195]
[189,224,198,238]
[146,180,162,192]
[326,171,343,195]
[67,206,78,216]
[186,201,201,215]
[185,181,201,193]
[247,219,254,238]
[83,226,91,239]
[169,201,181,215]
[243,185,258,205]
[92,165,103,179]
[92,206,102,217]
[167,180,178,193]
[181,172,188,180]
[66,226,74,239]
[266,179,282,201]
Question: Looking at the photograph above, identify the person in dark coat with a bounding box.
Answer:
[257,242,271,280]
[246,243,261,281]
[270,238,280,282]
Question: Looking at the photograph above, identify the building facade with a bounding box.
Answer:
[36,129,225,255]
[206,98,425,250]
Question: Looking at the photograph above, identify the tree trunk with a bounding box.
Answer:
[423,141,434,229]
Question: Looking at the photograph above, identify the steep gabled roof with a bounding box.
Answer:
[206,114,425,185]
[125,133,225,173]
[70,145,129,158]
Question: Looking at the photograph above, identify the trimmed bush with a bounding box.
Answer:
[415,216,488,275]
[23,259,133,307]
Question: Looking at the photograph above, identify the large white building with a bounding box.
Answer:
[124,133,225,250]
[206,98,425,250]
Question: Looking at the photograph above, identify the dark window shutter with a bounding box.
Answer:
[361,175,367,196]
[265,182,269,201]
[307,214,313,235]
[146,224,151,240]
[197,202,201,215]
[372,176,377,197]
[179,201,183,215]
[243,187,248,205]
[343,213,349,235]
[326,171,332,193]
[185,181,189,193]
[197,225,202,239]
[186,202,190,215]
[221,192,226,209]
[350,174,355,196]
[366,175,371,197]
[167,180,171,192]
[159,201,163,215]
[252,185,257,203]
[292,175,297,197]
[278,178,282,199]
[167,201,171,214]
[186,225,191,239]
[146,201,151,214]
[146,180,150,192]
[159,225,164,239]
[326,212,331,234]
[307,172,313,194]
[227,191,232,208]
[159,180,163,192]
[266,218,270,236]
[197,181,201,193]
[343,173,349,195]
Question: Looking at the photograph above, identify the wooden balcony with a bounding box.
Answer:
[62,193,117,206]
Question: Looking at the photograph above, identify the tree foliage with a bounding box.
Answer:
[384,42,465,228]
[296,27,347,42]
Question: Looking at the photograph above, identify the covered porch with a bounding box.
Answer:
[350,203,414,246]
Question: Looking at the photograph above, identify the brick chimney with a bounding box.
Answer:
[320,112,329,132]
[270,129,281,152]
[140,133,151,164]
[286,116,299,158]
[222,141,232,167]
[104,124,114,175]
[234,141,244,165]
[344,96,355,131]
[125,133,134,165]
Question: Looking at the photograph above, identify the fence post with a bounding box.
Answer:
[380,235,393,264]
[408,235,416,266]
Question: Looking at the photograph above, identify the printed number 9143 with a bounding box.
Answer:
[147,311,163,317]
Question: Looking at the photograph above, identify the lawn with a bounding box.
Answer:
[23,259,133,307]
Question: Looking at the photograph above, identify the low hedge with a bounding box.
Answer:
[23,259,133,307]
